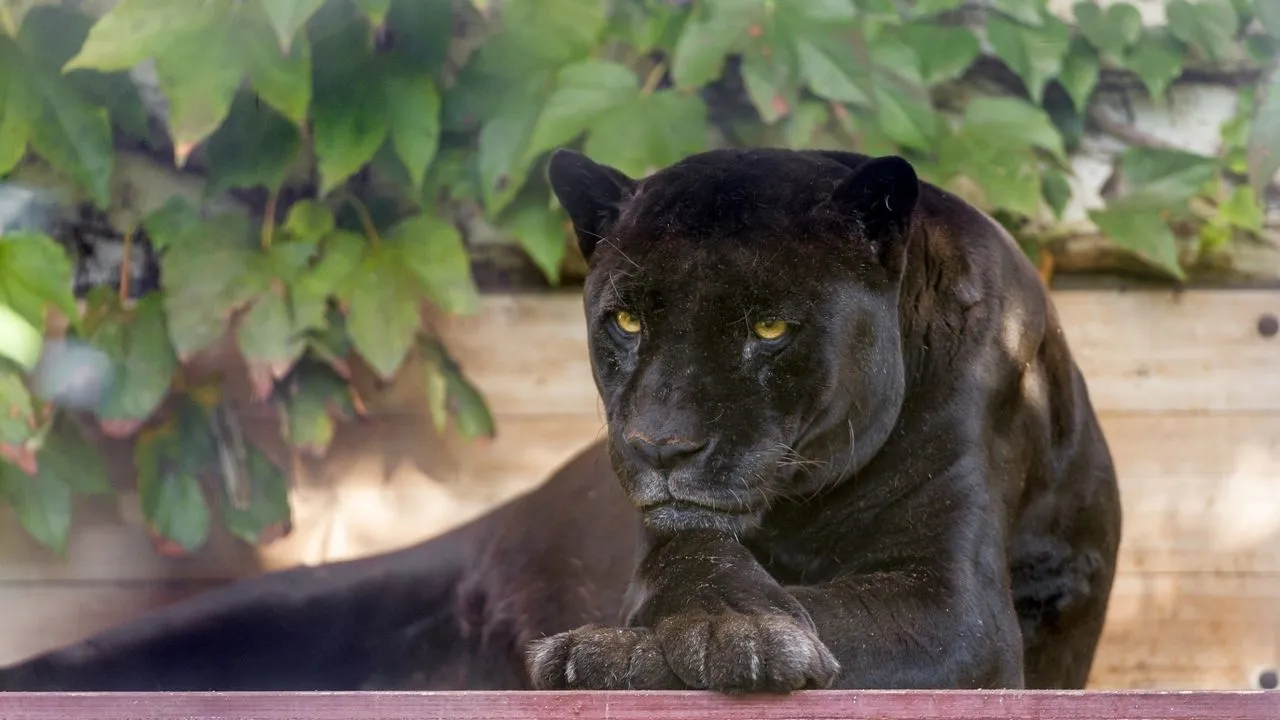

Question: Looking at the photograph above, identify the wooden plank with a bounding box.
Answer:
[1052,291,1280,413]
[0,583,220,665]
[1091,573,1280,690]
[0,411,1272,584]
[0,690,1273,720]
[1099,413,1280,575]
[432,290,1280,416]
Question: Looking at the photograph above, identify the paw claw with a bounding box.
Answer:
[524,613,838,693]
[658,613,839,693]
[524,625,683,690]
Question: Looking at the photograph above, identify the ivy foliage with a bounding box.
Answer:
[0,0,1275,555]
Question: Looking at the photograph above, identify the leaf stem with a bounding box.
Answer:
[118,229,133,303]
[346,194,381,248]
[640,62,666,96]
[261,188,279,250]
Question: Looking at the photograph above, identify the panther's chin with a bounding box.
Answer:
[640,502,762,538]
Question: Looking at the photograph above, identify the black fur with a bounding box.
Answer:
[0,148,1120,693]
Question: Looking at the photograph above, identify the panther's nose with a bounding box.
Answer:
[625,433,708,470]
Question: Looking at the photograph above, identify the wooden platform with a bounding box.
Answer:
[0,690,1274,720]
[0,288,1277,691]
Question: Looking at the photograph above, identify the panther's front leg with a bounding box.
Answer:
[525,530,839,692]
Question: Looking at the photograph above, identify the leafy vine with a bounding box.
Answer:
[0,0,1275,554]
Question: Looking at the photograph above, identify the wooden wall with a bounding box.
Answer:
[0,288,1277,691]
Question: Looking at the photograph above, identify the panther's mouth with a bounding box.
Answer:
[640,501,763,537]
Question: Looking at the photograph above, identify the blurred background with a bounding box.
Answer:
[0,0,1276,692]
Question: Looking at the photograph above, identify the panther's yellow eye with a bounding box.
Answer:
[614,310,642,335]
[752,319,789,340]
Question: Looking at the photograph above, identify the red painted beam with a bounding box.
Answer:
[0,690,1273,720]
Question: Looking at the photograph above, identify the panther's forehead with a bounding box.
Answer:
[617,173,845,245]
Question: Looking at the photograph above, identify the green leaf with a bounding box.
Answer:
[1089,201,1184,279]
[1042,168,1073,220]
[1220,183,1265,232]
[2,35,113,207]
[499,0,607,67]
[524,60,639,162]
[16,4,151,143]
[986,15,1070,103]
[353,0,391,25]
[501,199,567,285]
[0,371,34,446]
[1247,71,1280,202]
[221,445,292,546]
[160,216,267,359]
[344,244,426,379]
[151,13,248,162]
[63,0,224,72]
[0,303,42,372]
[281,359,352,457]
[91,293,178,431]
[477,81,549,213]
[36,420,111,496]
[906,0,966,16]
[302,230,365,305]
[1259,1,1280,36]
[282,200,335,243]
[1198,217,1232,251]
[900,24,980,85]
[242,17,312,127]
[1166,0,1238,63]
[781,100,835,149]
[0,461,71,553]
[0,232,77,330]
[135,419,212,554]
[310,2,389,194]
[1073,1,1142,62]
[1123,31,1185,100]
[795,32,871,105]
[671,0,764,89]
[141,196,201,253]
[384,70,443,193]
[203,91,301,196]
[584,90,709,178]
[422,347,449,434]
[390,213,481,316]
[1116,147,1218,209]
[990,0,1048,26]
[740,49,794,124]
[1058,40,1100,112]
[942,135,1044,217]
[961,96,1068,162]
[381,0,454,74]
[258,0,325,51]
[873,82,937,152]
[237,286,306,397]
[57,0,246,158]
[0,73,25,175]
[419,338,495,440]
[266,238,321,285]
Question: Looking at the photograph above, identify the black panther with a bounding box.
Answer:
[0,148,1121,693]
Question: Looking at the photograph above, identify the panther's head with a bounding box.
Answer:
[548,147,920,538]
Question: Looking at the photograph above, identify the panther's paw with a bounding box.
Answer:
[655,611,840,693]
[525,625,684,690]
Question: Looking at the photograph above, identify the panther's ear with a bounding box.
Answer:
[547,149,637,261]
[829,155,919,273]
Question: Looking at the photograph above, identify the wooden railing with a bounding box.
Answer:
[0,691,1274,720]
